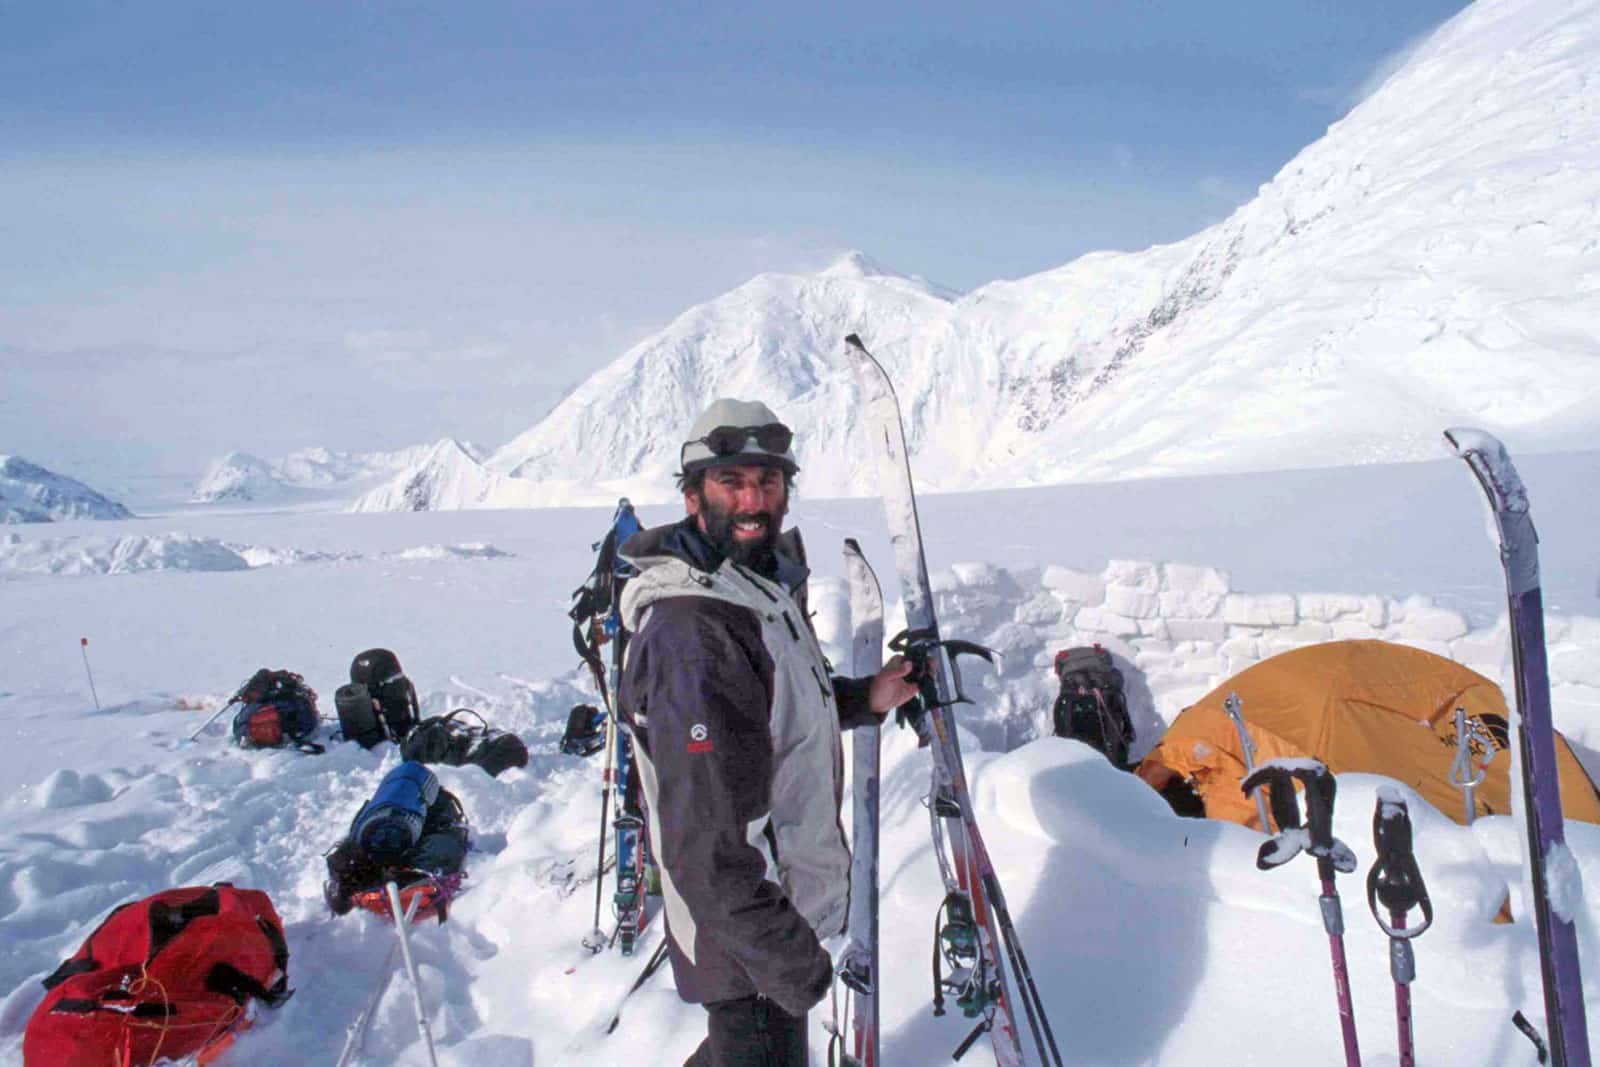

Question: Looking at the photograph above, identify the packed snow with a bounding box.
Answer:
[1,442,1596,1066]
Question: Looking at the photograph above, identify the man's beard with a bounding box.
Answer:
[698,493,783,570]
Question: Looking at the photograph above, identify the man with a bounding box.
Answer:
[618,398,916,1066]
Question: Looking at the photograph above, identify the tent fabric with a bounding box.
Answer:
[1138,640,1600,830]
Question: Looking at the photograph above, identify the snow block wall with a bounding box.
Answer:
[866,558,1600,767]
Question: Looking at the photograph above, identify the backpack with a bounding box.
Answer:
[401,708,530,777]
[228,669,323,753]
[23,884,291,1067]
[324,763,470,924]
[335,650,421,749]
[559,704,607,758]
[1051,645,1136,767]
[567,499,642,704]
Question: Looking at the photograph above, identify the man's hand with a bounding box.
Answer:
[867,655,920,716]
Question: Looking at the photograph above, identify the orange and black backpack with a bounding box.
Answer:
[228,668,324,753]
[23,883,292,1066]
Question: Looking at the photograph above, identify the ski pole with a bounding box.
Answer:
[1223,692,1271,831]
[583,707,617,953]
[78,637,100,711]
[1243,759,1362,1067]
[336,891,423,1067]
[604,938,670,1035]
[1448,708,1492,825]
[384,881,439,1067]
[185,700,236,744]
[1367,788,1432,1067]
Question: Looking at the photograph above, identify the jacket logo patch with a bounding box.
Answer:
[688,722,713,753]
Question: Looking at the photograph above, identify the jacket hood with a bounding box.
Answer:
[621,516,809,591]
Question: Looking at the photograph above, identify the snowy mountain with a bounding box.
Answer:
[0,455,133,523]
[192,443,485,504]
[351,438,546,512]
[485,251,955,507]
[492,0,1600,505]
[190,451,283,503]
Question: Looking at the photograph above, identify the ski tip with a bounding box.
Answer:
[843,537,862,553]
[844,333,864,349]
[1442,426,1500,460]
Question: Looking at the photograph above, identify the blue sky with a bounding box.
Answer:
[0,1,1469,489]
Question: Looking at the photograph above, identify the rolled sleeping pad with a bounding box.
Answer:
[352,761,440,861]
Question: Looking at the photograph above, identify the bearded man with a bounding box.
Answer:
[617,398,915,1066]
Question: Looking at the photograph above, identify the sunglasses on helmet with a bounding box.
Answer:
[684,423,794,459]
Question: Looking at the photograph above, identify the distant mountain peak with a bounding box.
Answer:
[1,455,133,523]
[821,249,894,279]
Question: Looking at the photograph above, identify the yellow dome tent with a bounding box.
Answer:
[1137,640,1600,830]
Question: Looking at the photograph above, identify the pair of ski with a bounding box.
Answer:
[576,499,654,959]
[835,337,1063,1067]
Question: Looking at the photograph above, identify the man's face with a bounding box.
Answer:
[686,463,789,565]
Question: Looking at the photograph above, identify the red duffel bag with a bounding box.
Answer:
[23,883,292,1066]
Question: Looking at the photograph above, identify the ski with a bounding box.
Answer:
[836,538,885,1067]
[570,499,656,956]
[1444,428,1592,1067]
[845,333,1063,1067]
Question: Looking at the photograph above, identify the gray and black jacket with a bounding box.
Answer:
[617,518,877,1016]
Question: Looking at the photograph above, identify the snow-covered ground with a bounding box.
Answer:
[1,449,1596,1065]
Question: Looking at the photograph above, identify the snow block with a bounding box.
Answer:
[1014,590,1065,627]
[1105,559,1161,592]
[1560,615,1600,648]
[1041,565,1105,606]
[1221,594,1297,627]
[1166,618,1229,643]
[1298,593,1367,622]
[1219,635,1261,673]
[1282,621,1333,644]
[1331,619,1383,640]
[1161,563,1230,594]
[1105,585,1161,619]
[1393,595,1468,641]
[1073,605,1140,637]
[1159,589,1226,619]
[1395,637,1454,659]
[1550,647,1600,688]
[951,561,998,587]
[1137,617,1170,639]
[1451,628,1507,668]
[986,621,1043,660]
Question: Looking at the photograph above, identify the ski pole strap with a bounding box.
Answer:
[952,1016,992,1061]
[1512,1010,1551,1065]
[1241,760,1357,873]
[1367,791,1433,939]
